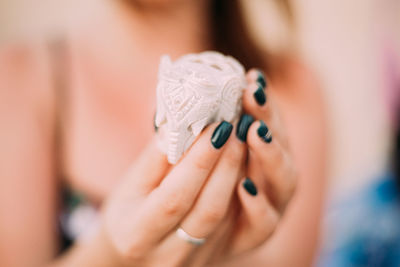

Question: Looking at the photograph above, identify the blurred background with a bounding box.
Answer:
[2,0,398,197]
[1,0,399,265]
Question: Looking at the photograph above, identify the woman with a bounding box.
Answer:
[0,0,326,266]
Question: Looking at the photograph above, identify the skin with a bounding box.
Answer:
[0,0,327,266]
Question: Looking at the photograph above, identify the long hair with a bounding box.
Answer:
[211,0,294,73]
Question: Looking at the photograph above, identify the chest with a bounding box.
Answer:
[61,59,157,202]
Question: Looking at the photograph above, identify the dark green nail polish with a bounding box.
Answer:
[211,121,233,149]
[257,120,272,143]
[243,178,258,196]
[236,114,254,142]
[257,70,267,89]
[254,86,266,106]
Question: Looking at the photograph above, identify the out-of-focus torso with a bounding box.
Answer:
[60,2,213,202]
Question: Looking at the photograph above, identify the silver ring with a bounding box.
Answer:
[176,227,206,246]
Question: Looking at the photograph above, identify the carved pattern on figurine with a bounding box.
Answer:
[155,51,246,164]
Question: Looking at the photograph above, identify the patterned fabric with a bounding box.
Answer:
[317,172,400,267]
[58,188,100,251]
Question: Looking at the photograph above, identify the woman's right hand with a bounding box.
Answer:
[92,120,278,267]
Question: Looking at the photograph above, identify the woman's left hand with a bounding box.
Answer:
[227,69,298,254]
[220,69,297,254]
[186,69,298,266]
[246,69,298,210]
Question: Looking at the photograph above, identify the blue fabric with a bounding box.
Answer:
[318,172,400,267]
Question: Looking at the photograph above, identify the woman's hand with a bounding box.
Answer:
[91,118,267,267]
[242,69,297,212]
[224,69,298,255]
[87,69,297,267]
[194,70,298,266]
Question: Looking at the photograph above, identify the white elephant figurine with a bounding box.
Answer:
[155,51,246,164]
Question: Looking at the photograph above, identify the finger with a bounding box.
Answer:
[161,130,246,255]
[123,136,169,193]
[230,177,279,255]
[180,134,246,236]
[242,81,268,114]
[247,120,297,211]
[183,210,238,267]
[246,68,267,88]
[131,121,234,253]
[154,214,235,267]
[242,70,288,147]
[243,69,268,113]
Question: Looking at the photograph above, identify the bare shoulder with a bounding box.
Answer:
[0,40,55,126]
[0,41,59,266]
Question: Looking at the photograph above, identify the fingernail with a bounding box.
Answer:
[211,121,233,149]
[243,178,258,196]
[253,85,266,106]
[236,114,254,142]
[256,70,267,89]
[154,113,158,132]
[257,120,272,143]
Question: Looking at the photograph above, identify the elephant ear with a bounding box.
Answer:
[218,76,245,122]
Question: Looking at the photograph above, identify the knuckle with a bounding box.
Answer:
[160,192,188,217]
[194,157,212,171]
[193,149,215,171]
[223,151,243,168]
[199,204,226,225]
[227,142,245,161]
